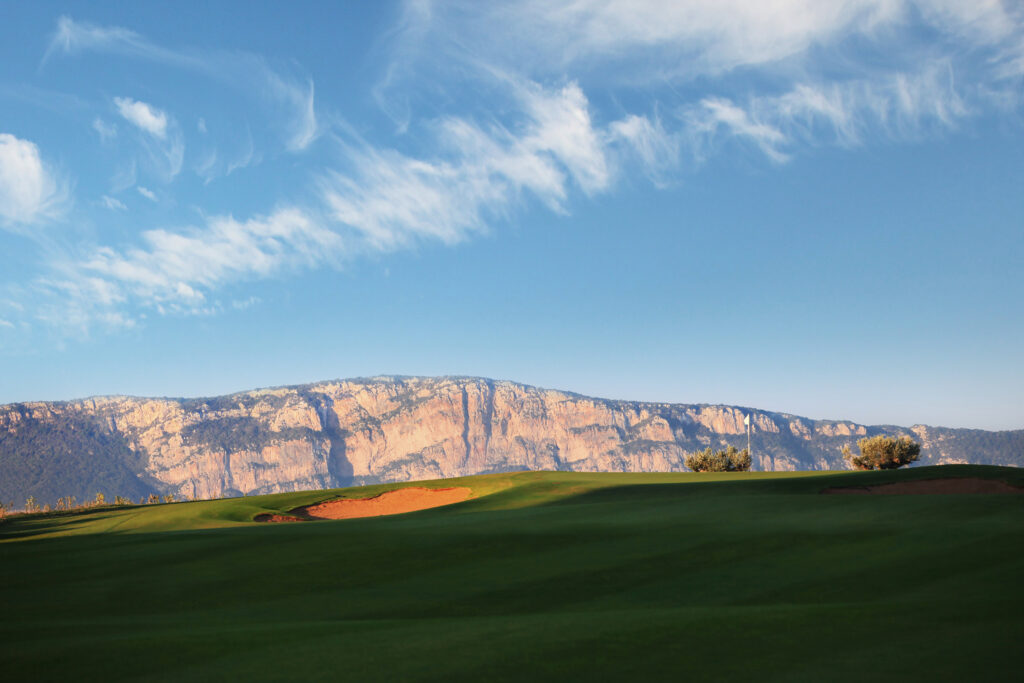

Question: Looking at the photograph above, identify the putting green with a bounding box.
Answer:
[2,465,1022,681]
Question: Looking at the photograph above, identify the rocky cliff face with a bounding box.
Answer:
[1,376,1021,505]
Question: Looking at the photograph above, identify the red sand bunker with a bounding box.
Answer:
[823,478,1024,496]
[256,486,473,523]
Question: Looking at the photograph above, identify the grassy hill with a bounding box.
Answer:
[2,466,1023,681]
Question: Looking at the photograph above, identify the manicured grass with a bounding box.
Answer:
[2,465,1022,681]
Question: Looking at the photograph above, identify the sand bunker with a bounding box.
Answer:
[823,478,1024,496]
[256,486,473,523]
[303,486,472,519]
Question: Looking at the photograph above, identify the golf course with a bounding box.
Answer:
[3,465,1023,681]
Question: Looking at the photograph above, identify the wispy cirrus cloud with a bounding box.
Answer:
[14,3,1024,338]
[323,80,625,250]
[100,195,126,211]
[681,63,970,163]
[92,117,117,142]
[110,97,183,180]
[475,0,901,77]
[39,78,633,325]
[396,0,1023,82]
[607,114,681,186]
[44,16,318,153]
[376,1,1022,145]
[43,208,342,326]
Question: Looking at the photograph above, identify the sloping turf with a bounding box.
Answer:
[2,465,1022,681]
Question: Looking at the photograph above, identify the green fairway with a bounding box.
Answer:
[2,465,1023,681]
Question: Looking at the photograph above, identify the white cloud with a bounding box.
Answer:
[29,207,344,332]
[22,5,1023,334]
[0,133,69,227]
[112,97,183,179]
[194,132,256,183]
[100,195,126,211]
[162,138,185,178]
[270,76,317,152]
[492,0,901,76]
[323,80,615,250]
[517,81,609,195]
[231,296,261,311]
[46,16,318,152]
[0,318,14,329]
[686,98,790,163]
[114,97,168,139]
[110,161,137,193]
[374,1,1023,161]
[226,131,256,175]
[137,186,157,202]
[28,209,341,334]
[680,64,971,163]
[44,15,141,64]
[396,1,1023,83]
[92,118,117,142]
[195,151,217,182]
[609,114,681,185]
[63,208,341,314]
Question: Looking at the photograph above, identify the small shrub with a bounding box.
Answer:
[843,435,921,470]
[685,446,751,472]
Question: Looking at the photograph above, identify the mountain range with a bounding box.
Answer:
[1,376,1021,506]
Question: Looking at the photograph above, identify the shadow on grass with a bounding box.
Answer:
[534,464,1024,509]
[0,509,129,540]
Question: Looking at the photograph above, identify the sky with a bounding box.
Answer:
[0,1,1022,430]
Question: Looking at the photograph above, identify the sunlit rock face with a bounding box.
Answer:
[1,376,1020,503]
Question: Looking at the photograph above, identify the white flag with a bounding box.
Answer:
[744,414,750,427]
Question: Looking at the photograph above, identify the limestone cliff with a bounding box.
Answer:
[0,376,1020,505]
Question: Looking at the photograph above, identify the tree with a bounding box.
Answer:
[843,435,921,470]
[162,494,175,504]
[94,492,106,506]
[685,445,752,472]
[25,496,37,513]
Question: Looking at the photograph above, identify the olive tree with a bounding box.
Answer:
[843,435,921,470]
[685,445,752,472]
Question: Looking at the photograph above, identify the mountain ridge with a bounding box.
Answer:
[1,375,1020,506]
[6,374,1011,432]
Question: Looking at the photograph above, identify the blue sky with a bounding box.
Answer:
[1,1,1022,429]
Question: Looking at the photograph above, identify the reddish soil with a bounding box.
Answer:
[822,478,1024,496]
[300,486,473,519]
[253,486,475,523]
[253,513,306,523]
